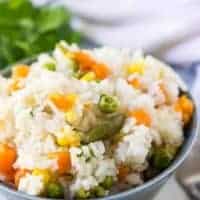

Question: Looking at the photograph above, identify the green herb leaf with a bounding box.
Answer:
[0,0,81,69]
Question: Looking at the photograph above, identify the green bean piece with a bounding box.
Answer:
[81,114,125,144]
[47,182,64,198]
[98,94,120,113]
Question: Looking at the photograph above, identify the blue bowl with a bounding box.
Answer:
[0,60,198,200]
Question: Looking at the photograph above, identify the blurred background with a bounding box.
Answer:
[2,0,199,103]
[0,0,199,199]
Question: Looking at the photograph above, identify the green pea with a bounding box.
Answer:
[75,188,90,199]
[152,145,177,170]
[93,186,106,197]
[43,62,56,71]
[101,176,113,189]
[98,94,119,113]
[46,182,64,198]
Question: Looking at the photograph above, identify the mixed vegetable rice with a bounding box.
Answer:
[0,41,194,199]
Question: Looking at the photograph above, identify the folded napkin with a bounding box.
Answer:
[64,0,200,64]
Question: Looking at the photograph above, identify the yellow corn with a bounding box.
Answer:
[65,110,78,124]
[56,127,80,147]
[81,72,96,81]
[127,59,145,75]
[32,169,52,185]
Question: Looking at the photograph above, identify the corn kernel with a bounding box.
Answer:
[65,110,77,124]
[127,59,145,75]
[80,72,96,81]
[32,169,52,185]
[56,128,80,147]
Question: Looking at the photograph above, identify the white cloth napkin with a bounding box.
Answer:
[64,0,200,64]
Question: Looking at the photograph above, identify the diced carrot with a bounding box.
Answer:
[0,144,17,174]
[174,95,194,124]
[48,93,77,112]
[14,169,29,187]
[50,152,71,174]
[92,63,110,80]
[118,165,130,181]
[128,78,142,89]
[129,108,151,127]
[74,51,95,71]
[12,65,29,79]
[74,51,111,79]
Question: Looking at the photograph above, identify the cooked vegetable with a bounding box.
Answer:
[74,51,110,80]
[47,182,64,198]
[32,169,52,185]
[93,186,106,197]
[126,59,145,75]
[75,188,91,199]
[152,145,177,170]
[49,151,71,174]
[0,144,16,174]
[0,42,194,199]
[80,72,96,81]
[128,78,142,89]
[81,114,125,144]
[174,95,194,124]
[129,109,151,127]
[101,176,114,189]
[56,129,80,147]
[65,110,79,125]
[48,93,77,112]
[43,62,56,71]
[98,94,120,113]
[74,51,95,72]
[12,65,29,79]
[0,0,81,69]
[92,63,110,80]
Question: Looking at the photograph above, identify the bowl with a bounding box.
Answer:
[0,59,198,200]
